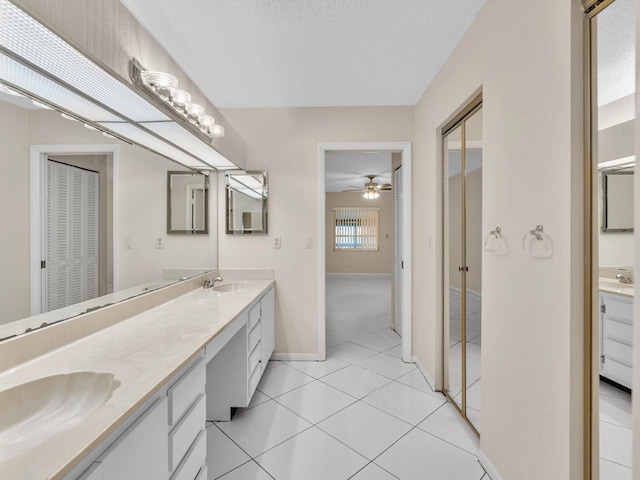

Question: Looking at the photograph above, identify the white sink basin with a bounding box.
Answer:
[213,282,260,293]
[0,371,119,461]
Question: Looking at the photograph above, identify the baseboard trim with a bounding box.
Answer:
[412,355,437,392]
[270,353,323,361]
[479,449,502,480]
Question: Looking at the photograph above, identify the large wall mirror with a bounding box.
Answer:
[226,171,268,234]
[0,92,218,341]
[601,170,634,232]
[168,171,209,234]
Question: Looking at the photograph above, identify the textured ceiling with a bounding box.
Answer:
[325,152,392,193]
[597,0,635,106]
[121,0,486,108]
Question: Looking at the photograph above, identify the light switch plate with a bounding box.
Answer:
[273,236,281,249]
[156,237,164,249]
[304,236,312,249]
[125,236,133,249]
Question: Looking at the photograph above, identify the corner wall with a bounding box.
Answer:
[412,0,584,478]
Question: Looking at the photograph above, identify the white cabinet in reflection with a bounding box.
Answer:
[599,292,634,390]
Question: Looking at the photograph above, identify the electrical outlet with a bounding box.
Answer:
[156,237,164,249]
[273,236,281,249]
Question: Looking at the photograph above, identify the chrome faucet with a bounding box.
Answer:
[615,273,634,284]
[203,276,223,288]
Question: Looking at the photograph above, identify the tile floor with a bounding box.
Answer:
[599,380,632,479]
[206,275,486,479]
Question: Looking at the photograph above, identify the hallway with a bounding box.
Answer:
[206,276,487,479]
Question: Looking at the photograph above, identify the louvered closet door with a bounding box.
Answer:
[45,161,99,312]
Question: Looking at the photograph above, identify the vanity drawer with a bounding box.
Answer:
[604,317,633,344]
[170,429,206,480]
[169,394,205,472]
[603,356,633,389]
[605,297,633,320]
[248,322,261,352]
[604,338,633,366]
[248,341,261,375]
[248,302,261,331]
[248,363,261,398]
[168,357,205,426]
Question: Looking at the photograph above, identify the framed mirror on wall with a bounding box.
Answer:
[601,170,634,232]
[167,171,209,234]
[225,170,268,234]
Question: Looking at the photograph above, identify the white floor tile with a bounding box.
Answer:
[448,353,481,382]
[321,364,391,398]
[599,421,632,467]
[327,342,379,363]
[396,370,443,399]
[357,353,416,380]
[376,428,484,480]
[449,342,481,360]
[317,402,412,460]
[216,400,311,457]
[236,390,271,414]
[256,364,314,398]
[350,332,401,352]
[446,373,462,398]
[217,460,273,480]
[350,462,398,480]
[285,356,349,379]
[377,327,402,340]
[600,458,632,480]
[363,381,445,426]
[382,344,402,358]
[600,390,632,429]
[256,427,368,480]
[417,403,480,455]
[467,407,481,434]
[454,378,481,412]
[264,361,280,370]
[275,380,356,424]
[206,425,251,480]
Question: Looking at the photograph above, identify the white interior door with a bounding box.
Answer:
[44,160,99,311]
[394,165,403,335]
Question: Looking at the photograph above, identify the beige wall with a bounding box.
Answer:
[0,102,30,323]
[412,0,584,478]
[0,105,218,325]
[219,106,413,356]
[325,192,393,274]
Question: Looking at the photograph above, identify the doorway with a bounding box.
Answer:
[442,99,483,436]
[318,142,412,362]
[584,0,635,477]
[30,144,118,316]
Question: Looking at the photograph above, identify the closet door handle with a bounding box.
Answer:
[458,266,469,272]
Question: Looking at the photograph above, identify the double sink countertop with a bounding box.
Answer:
[0,273,274,480]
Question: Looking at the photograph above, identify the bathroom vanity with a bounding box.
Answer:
[599,277,634,390]
[0,272,275,480]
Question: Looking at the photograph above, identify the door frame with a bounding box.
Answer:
[29,144,119,316]
[317,142,412,362]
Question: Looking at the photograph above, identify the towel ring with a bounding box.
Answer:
[484,226,502,252]
[522,225,553,258]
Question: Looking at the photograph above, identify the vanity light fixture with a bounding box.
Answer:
[135,63,224,140]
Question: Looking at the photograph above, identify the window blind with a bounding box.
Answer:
[333,207,379,252]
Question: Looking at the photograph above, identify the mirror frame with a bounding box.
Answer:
[167,171,210,235]
[601,170,634,233]
[225,170,268,235]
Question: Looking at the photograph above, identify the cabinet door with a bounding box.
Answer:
[261,287,275,366]
[100,397,169,480]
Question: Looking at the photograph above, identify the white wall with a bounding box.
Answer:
[412,0,584,478]
[219,107,413,356]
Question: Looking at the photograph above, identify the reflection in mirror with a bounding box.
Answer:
[168,171,209,234]
[601,170,634,232]
[0,93,218,341]
[226,171,268,234]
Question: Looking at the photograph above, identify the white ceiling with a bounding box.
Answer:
[121,0,486,108]
[325,152,392,193]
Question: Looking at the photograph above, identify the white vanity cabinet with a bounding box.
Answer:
[206,285,275,421]
[600,291,634,390]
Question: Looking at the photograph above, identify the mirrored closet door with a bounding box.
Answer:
[443,99,483,436]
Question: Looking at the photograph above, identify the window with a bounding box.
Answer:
[333,207,379,251]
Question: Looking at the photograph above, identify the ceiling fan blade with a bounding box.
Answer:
[342,189,364,192]
[379,183,392,188]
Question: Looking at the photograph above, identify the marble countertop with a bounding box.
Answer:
[598,278,634,298]
[0,279,274,480]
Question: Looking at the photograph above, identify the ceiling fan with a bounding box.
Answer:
[343,175,392,199]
